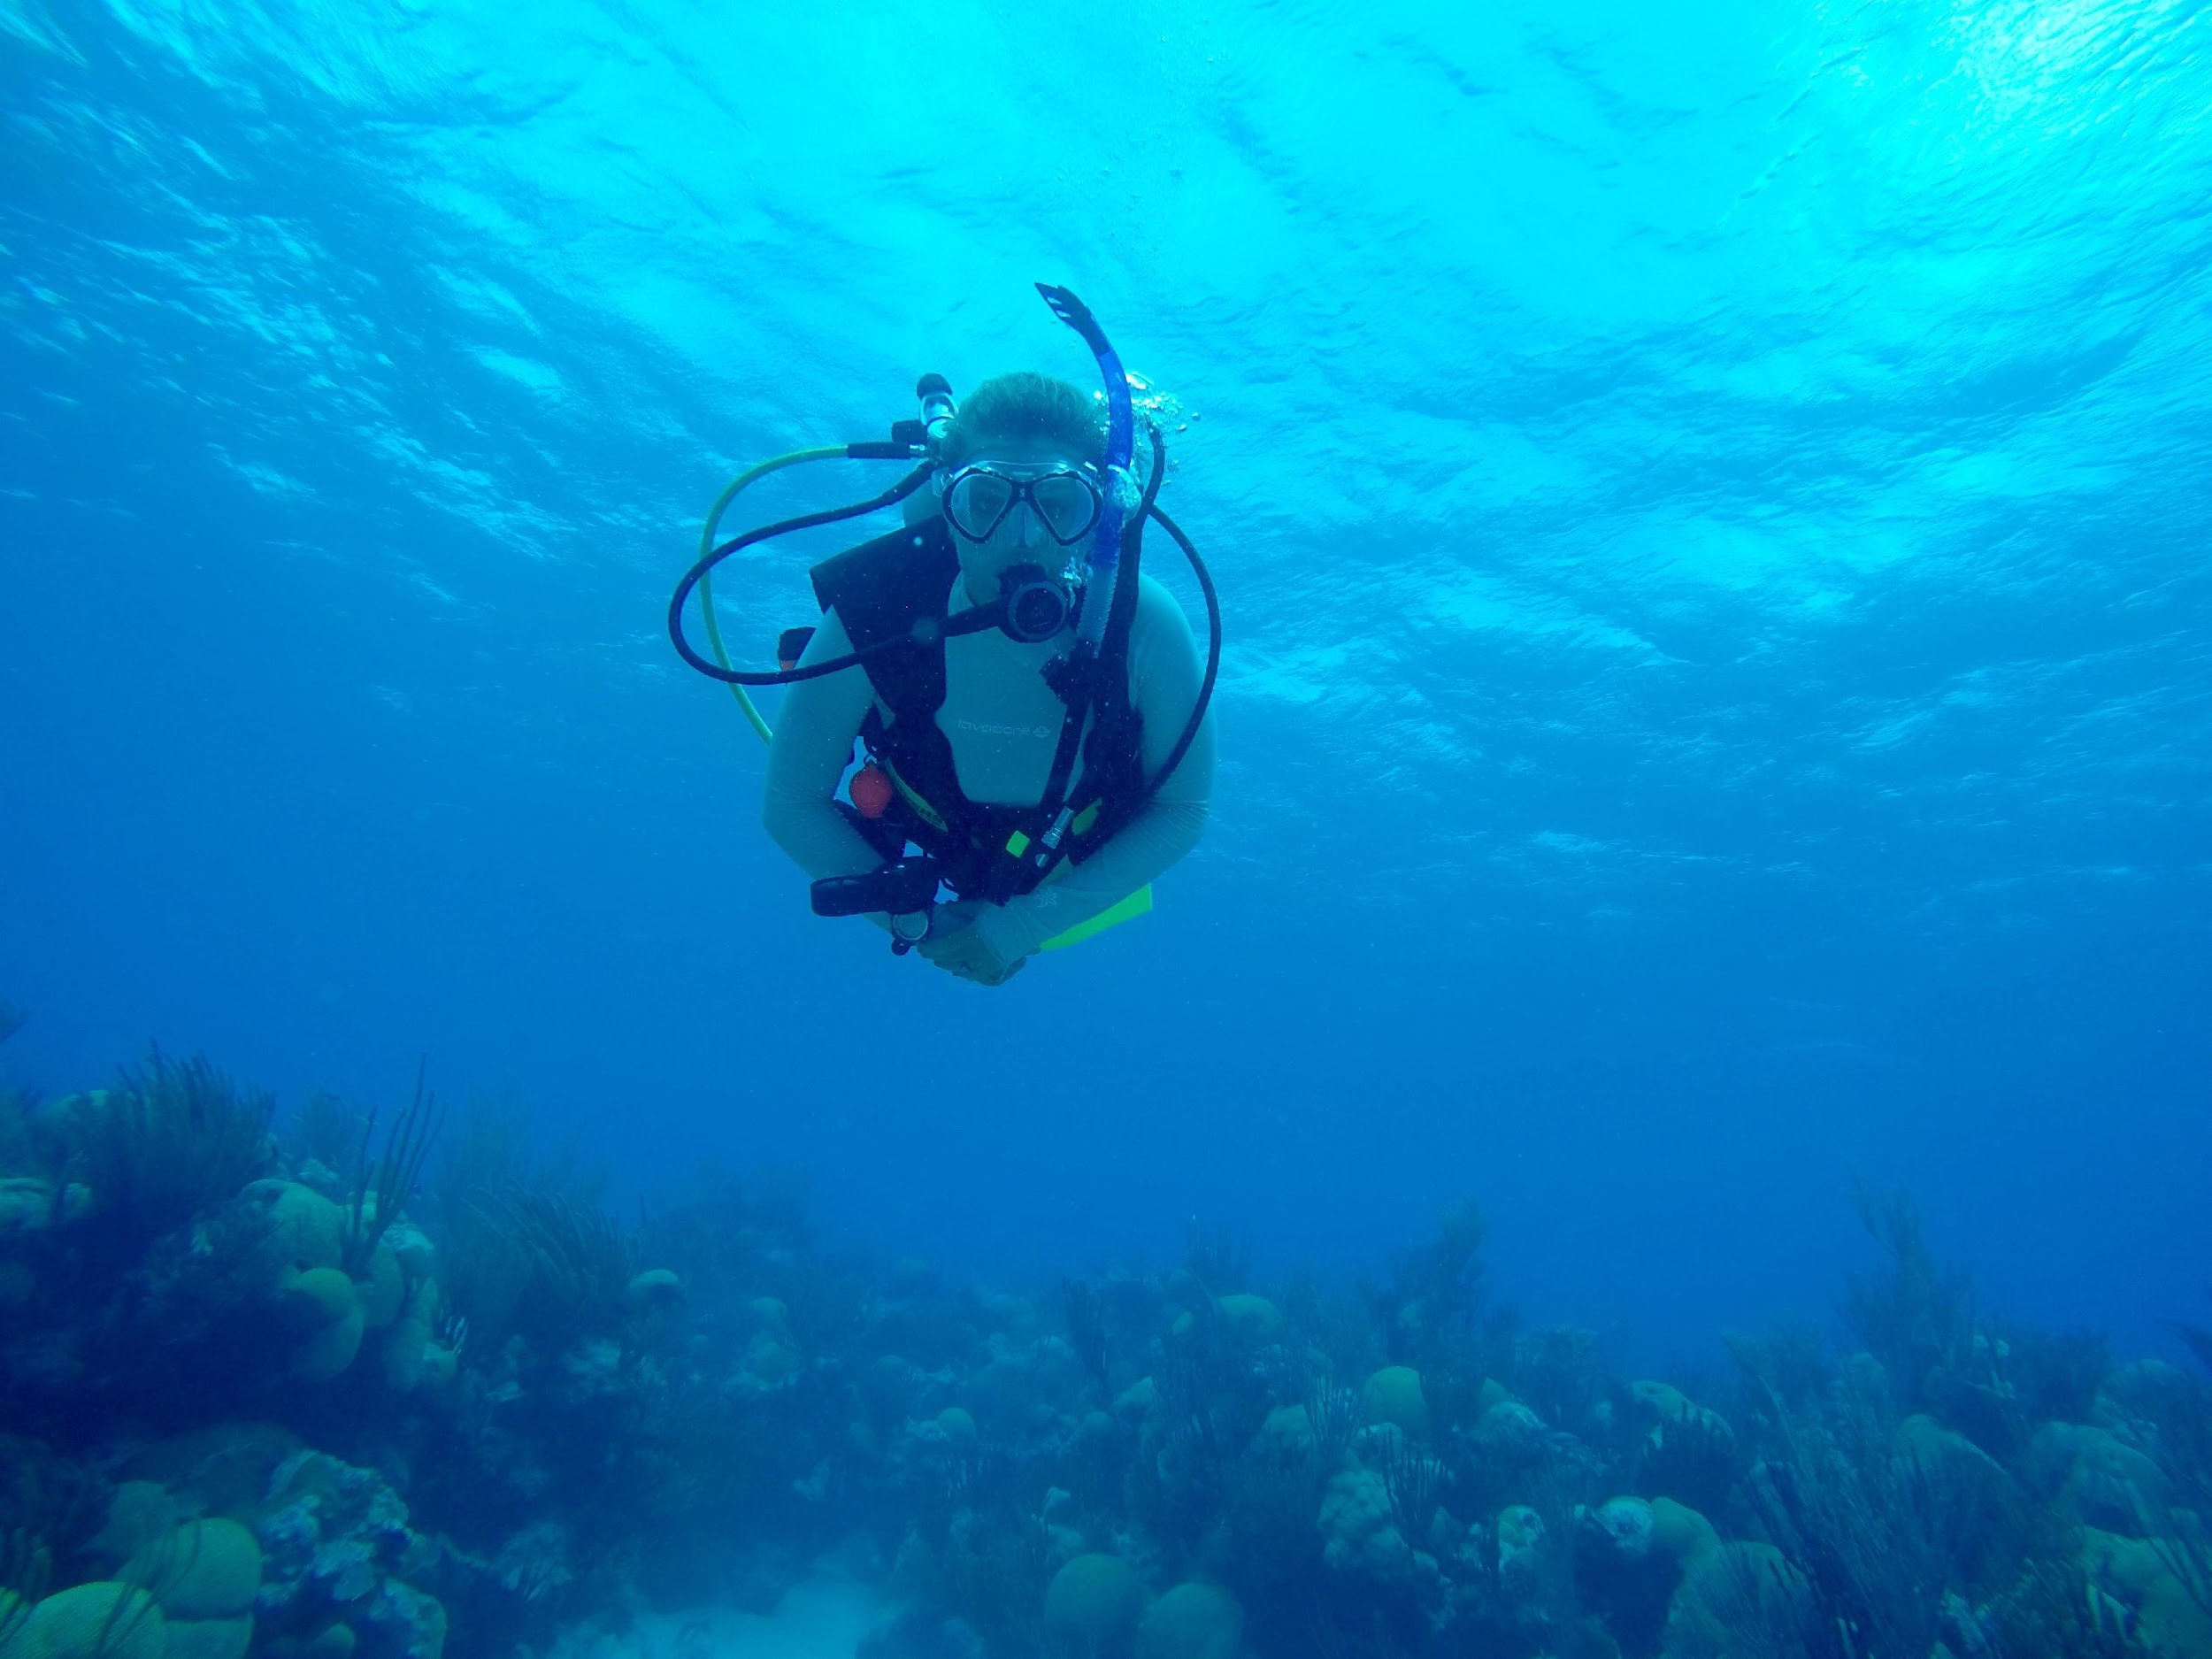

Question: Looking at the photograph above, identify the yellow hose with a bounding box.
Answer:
[695,446,850,744]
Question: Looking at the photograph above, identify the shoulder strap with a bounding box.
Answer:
[810,518,961,703]
[979,579,1148,896]
[810,520,974,830]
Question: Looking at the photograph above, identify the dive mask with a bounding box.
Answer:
[939,461,1103,546]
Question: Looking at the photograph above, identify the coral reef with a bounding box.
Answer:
[4,1029,2209,1659]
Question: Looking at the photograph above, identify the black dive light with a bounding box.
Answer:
[810,856,941,918]
[810,856,944,953]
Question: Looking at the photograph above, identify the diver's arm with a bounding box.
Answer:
[971,800,1210,961]
[759,607,886,881]
[971,578,1217,963]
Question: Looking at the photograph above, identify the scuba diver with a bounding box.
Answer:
[667,286,1219,987]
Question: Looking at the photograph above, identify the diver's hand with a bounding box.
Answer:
[918,905,1027,987]
[925,899,988,939]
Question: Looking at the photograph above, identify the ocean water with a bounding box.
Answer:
[4,1,2211,1652]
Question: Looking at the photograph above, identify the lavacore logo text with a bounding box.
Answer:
[957,718,1054,741]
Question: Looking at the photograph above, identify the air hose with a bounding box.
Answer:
[694,446,848,742]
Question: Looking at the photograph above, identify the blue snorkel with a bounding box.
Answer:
[1034,282,1137,653]
[1019,283,1152,870]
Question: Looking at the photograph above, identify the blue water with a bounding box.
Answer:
[4,0,2208,1363]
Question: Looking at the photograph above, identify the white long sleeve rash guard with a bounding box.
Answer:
[760,570,1215,967]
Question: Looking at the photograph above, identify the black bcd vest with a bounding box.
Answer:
[807,518,1146,902]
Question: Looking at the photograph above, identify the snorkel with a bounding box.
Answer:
[1033,283,1138,656]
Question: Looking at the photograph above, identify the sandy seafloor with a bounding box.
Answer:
[549,1576,885,1659]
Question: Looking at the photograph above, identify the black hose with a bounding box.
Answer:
[667,461,934,685]
[1143,501,1221,799]
[1106,426,1169,641]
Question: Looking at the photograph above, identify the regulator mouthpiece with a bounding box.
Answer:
[997,563,1076,644]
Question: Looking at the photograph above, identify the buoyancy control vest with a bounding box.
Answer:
[806,517,1147,905]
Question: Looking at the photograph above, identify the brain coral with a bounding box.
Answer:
[238,1181,343,1282]
[1650,1498,1719,1569]
[353,1243,405,1330]
[1320,1468,1426,1586]
[1362,1367,1430,1438]
[1662,1541,1808,1659]
[1136,1583,1241,1659]
[129,1519,262,1619]
[16,1582,168,1659]
[1043,1554,1143,1654]
[1215,1294,1286,1341]
[935,1406,978,1448]
[285,1268,365,1382]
